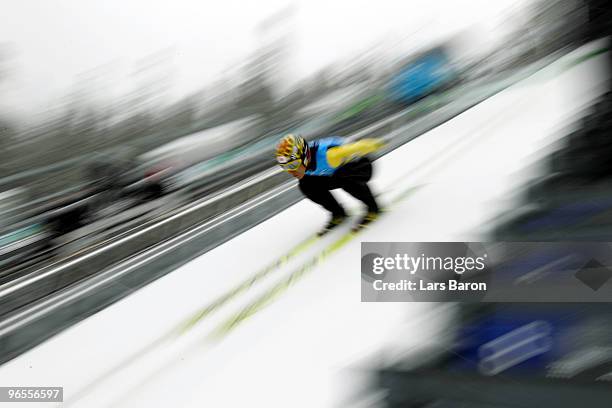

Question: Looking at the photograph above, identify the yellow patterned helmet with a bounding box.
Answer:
[275,134,309,171]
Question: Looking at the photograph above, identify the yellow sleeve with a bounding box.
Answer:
[326,138,385,168]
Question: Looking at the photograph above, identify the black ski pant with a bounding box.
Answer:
[298,158,379,217]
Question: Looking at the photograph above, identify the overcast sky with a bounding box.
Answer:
[0,0,532,119]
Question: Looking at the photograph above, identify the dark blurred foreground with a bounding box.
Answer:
[374,303,612,408]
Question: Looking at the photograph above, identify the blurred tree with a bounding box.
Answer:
[0,120,16,176]
[0,44,15,172]
[157,93,199,134]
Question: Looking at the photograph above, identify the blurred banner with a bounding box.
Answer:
[362,242,612,301]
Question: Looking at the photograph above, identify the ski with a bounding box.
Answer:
[174,219,350,335]
[208,185,422,340]
[209,228,357,340]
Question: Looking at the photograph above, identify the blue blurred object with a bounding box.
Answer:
[450,309,570,375]
[446,304,612,380]
[388,47,457,104]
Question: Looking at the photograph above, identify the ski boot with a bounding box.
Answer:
[353,211,379,232]
[318,213,348,236]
